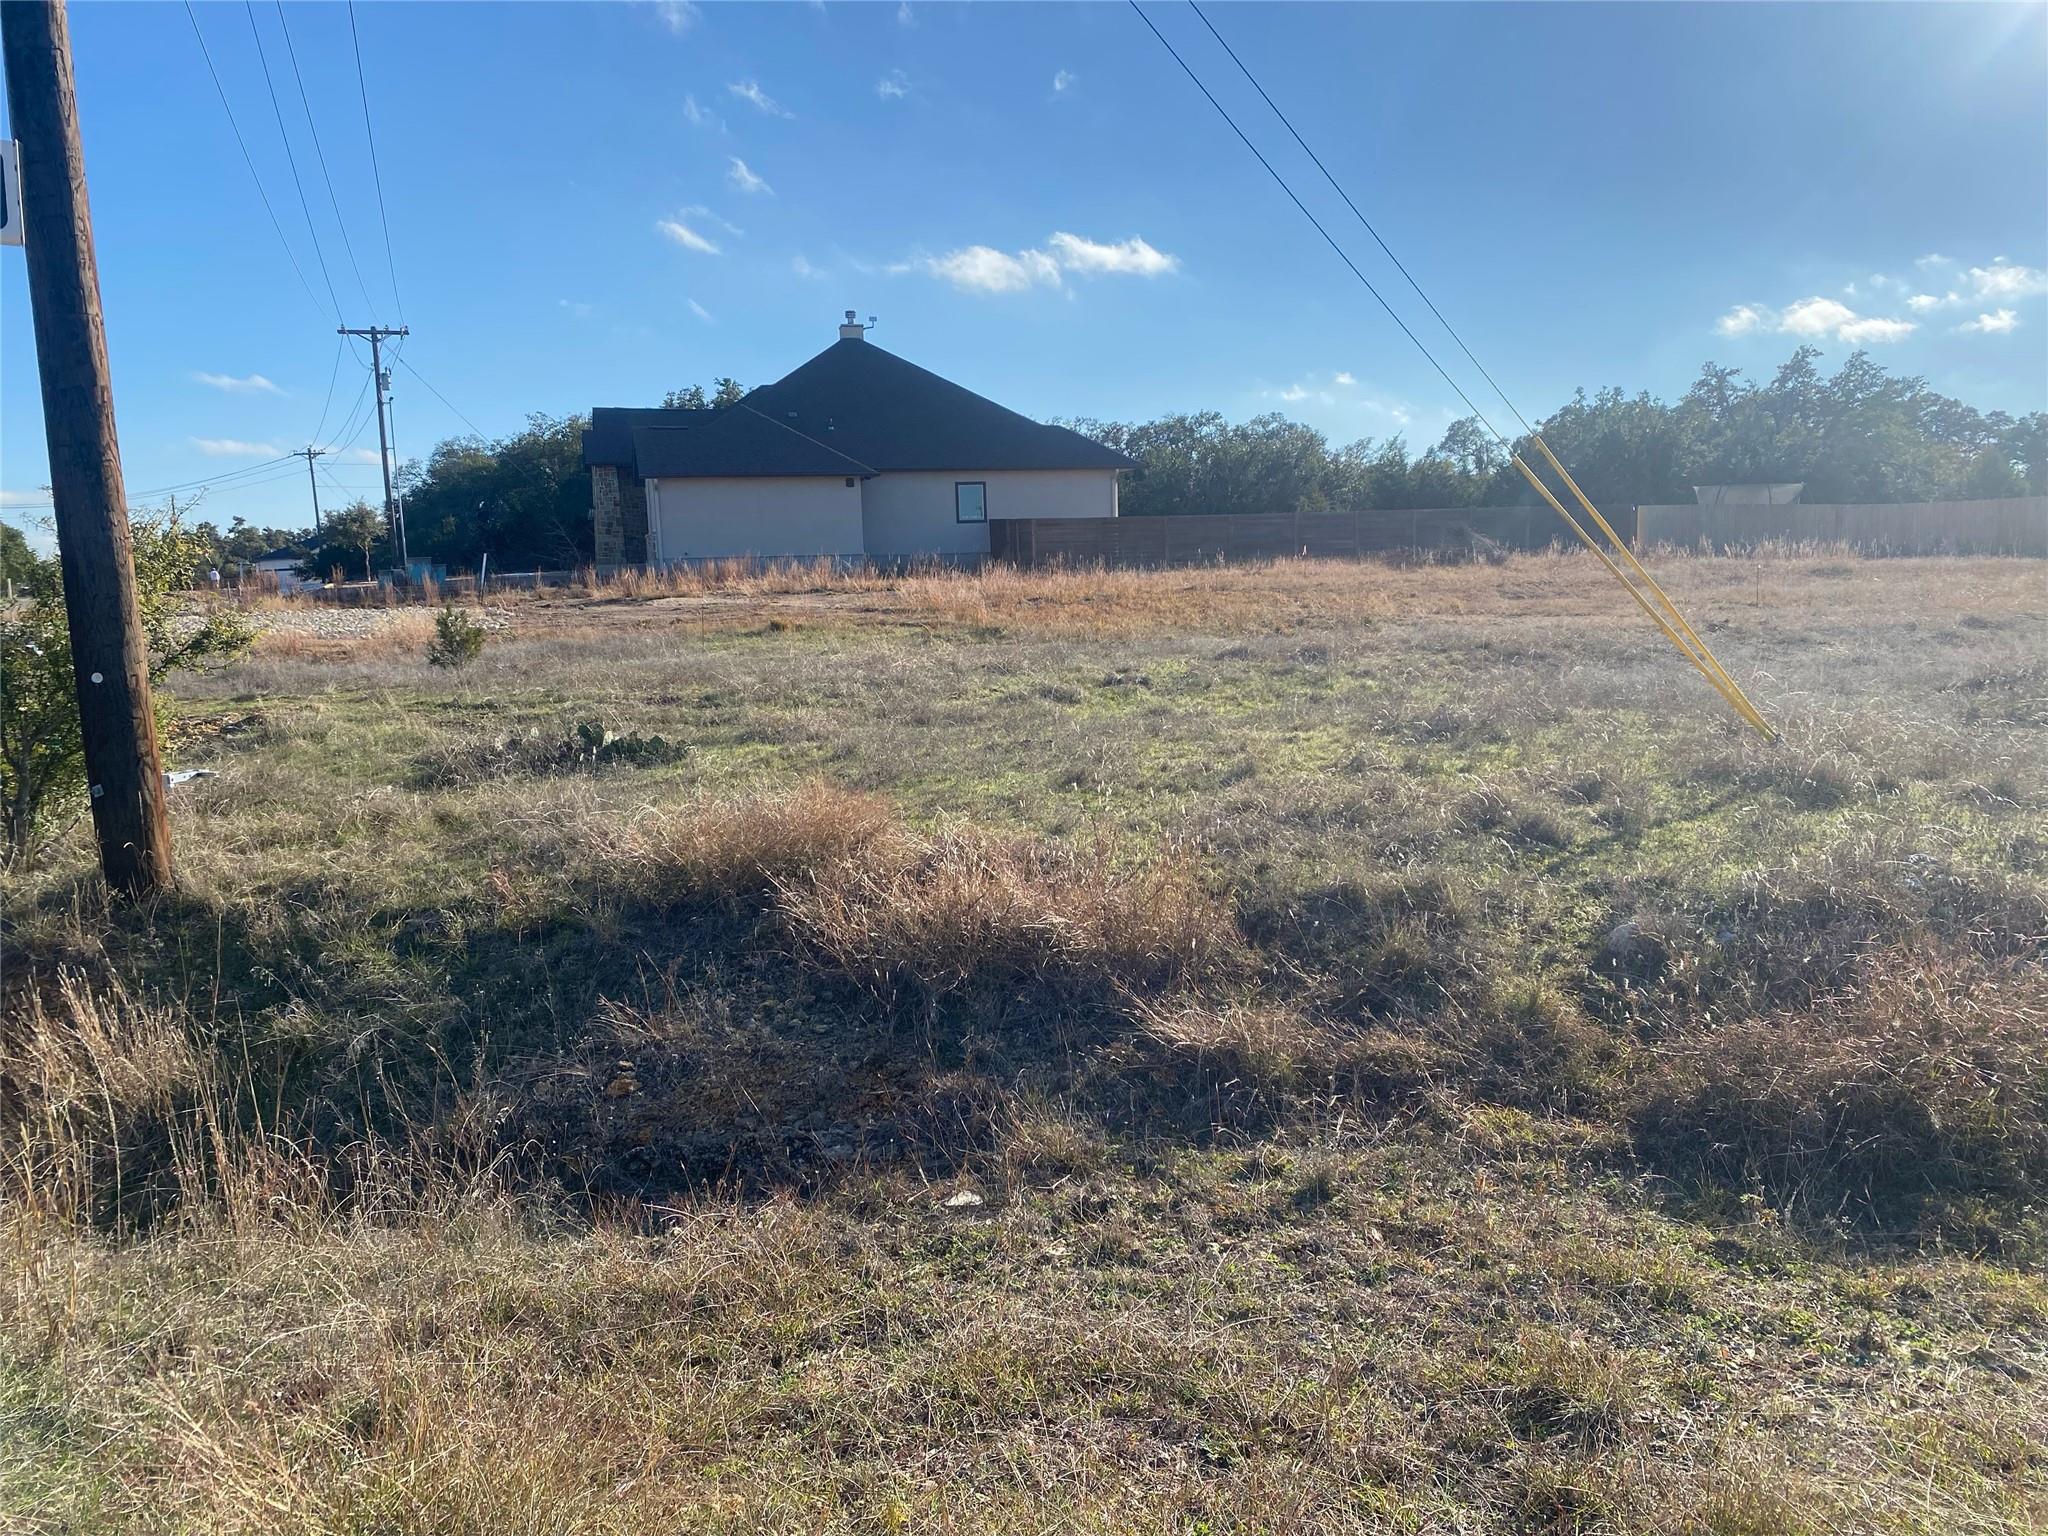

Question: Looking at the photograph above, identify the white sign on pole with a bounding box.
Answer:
[0,141,21,247]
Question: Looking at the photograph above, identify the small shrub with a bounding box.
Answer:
[427,607,488,668]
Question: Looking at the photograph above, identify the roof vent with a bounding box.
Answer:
[839,308,868,341]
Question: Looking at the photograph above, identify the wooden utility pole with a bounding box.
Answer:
[292,445,326,533]
[339,324,408,569]
[3,0,172,897]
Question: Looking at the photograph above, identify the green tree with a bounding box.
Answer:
[302,501,386,583]
[663,383,709,409]
[398,414,592,569]
[0,521,39,589]
[711,377,746,407]
[2,509,250,863]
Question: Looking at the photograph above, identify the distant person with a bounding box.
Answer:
[208,567,220,589]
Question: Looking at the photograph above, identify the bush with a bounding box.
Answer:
[0,511,249,863]
[427,607,488,668]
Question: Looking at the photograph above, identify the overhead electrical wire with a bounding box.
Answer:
[310,335,347,446]
[348,0,405,323]
[396,356,487,440]
[1187,0,1533,437]
[242,1,345,322]
[183,1,331,324]
[1122,2,1507,444]
[273,0,377,316]
[1126,1,1776,741]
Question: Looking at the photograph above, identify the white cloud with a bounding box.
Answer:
[920,230,1182,294]
[1966,260,2047,302]
[1905,293,1947,312]
[1916,252,1953,269]
[192,371,283,396]
[1959,308,2020,335]
[728,79,791,118]
[1717,296,1915,345]
[655,216,722,255]
[1045,231,1179,278]
[896,1,914,24]
[0,489,48,508]
[1259,376,1413,426]
[926,245,1062,294]
[335,448,383,466]
[681,204,742,237]
[191,437,284,458]
[791,254,826,280]
[876,69,909,100]
[654,0,698,34]
[1777,296,1858,338]
[1715,304,1766,337]
[558,299,594,318]
[682,93,724,133]
[688,299,714,323]
[1836,315,1917,344]
[727,157,772,196]
[1053,69,1076,94]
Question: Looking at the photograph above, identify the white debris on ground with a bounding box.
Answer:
[173,605,516,641]
[246,606,515,639]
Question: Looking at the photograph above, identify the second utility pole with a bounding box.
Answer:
[339,324,408,569]
[291,445,326,533]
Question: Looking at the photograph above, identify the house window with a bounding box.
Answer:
[955,481,987,523]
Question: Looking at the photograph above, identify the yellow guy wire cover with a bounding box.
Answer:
[1509,454,1778,742]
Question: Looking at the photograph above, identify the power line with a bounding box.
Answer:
[1186,1,1533,437]
[311,334,346,444]
[182,1,329,323]
[1126,3,1778,742]
[347,1,404,323]
[273,0,376,315]
[396,355,486,439]
[324,368,377,454]
[1123,1,1507,445]
[243,1,344,321]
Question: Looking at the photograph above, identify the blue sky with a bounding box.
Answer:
[4,1,2044,546]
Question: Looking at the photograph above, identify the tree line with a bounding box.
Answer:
[91,348,2038,577]
[1064,347,2046,518]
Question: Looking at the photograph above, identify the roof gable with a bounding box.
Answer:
[738,339,1136,473]
[585,406,715,466]
[633,405,876,480]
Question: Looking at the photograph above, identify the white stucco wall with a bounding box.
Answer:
[647,475,866,563]
[859,469,1119,560]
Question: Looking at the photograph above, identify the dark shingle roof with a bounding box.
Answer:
[632,406,876,479]
[738,340,1136,473]
[584,406,715,466]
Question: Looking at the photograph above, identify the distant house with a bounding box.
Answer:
[586,313,1134,567]
[249,547,309,593]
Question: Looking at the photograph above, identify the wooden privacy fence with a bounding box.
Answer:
[1636,497,2046,555]
[988,504,1632,568]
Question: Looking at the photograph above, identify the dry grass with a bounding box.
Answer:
[1633,950,2048,1238]
[5,549,2045,1532]
[778,826,1232,999]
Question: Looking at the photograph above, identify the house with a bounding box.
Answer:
[586,313,1135,567]
[248,547,309,593]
